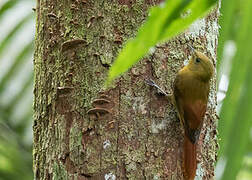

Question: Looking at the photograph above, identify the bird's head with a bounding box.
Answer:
[187,46,214,82]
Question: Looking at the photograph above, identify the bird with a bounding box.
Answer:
[146,45,214,180]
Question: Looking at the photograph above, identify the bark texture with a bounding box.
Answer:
[33,0,219,179]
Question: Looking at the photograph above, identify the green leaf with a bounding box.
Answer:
[0,40,34,95]
[15,102,33,136]
[0,1,34,179]
[106,0,217,85]
[218,0,252,158]
[4,73,33,113]
[216,0,236,81]
[221,62,252,180]
[218,0,252,179]
[0,123,33,180]
[0,0,18,20]
[0,12,32,58]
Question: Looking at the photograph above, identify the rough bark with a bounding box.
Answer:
[33,0,219,179]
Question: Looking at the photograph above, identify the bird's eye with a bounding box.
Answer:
[195,58,201,63]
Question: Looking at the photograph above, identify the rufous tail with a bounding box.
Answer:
[183,135,197,180]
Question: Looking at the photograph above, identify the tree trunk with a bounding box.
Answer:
[33,0,219,179]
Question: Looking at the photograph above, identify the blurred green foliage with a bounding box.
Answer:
[0,0,251,180]
[217,0,252,179]
[0,0,34,179]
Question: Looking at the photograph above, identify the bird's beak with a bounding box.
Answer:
[188,44,195,55]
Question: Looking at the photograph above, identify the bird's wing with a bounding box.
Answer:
[173,74,207,144]
[182,101,206,143]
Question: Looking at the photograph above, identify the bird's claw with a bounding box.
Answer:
[145,79,168,96]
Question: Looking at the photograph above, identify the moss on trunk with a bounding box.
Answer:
[33,0,219,179]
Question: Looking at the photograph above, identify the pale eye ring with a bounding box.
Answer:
[196,58,201,63]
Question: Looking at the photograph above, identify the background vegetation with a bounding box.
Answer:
[0,0,34,179]
[0,0,251,179]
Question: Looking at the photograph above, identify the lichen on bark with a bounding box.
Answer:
[33,0,219,179]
